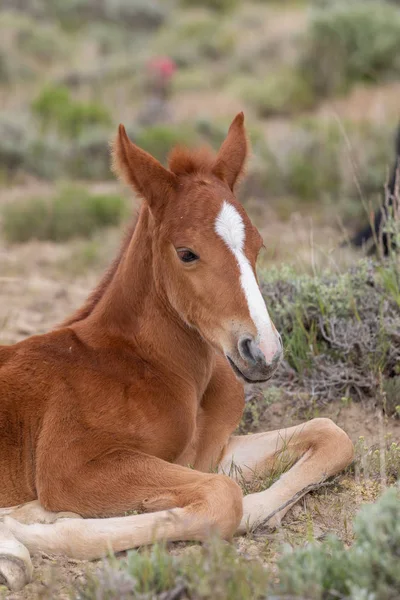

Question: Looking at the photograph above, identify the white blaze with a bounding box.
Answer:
[215,201,279,362]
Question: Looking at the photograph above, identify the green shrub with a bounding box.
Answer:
[25,137,68,180]
[153,13,236,66]
[237,385,282,434]
[1,185,126,243]
[248,118,395,206]
[261,256,400,405]
[0,109,113,181]
[179,0,239,12]
[15,22,66,63]
[9,0,166,30]
[0,114,32,174]
[301,1,400,96]
[285,122,342,200]
[0,112,69,180]
[32,84,112,140]
[252,119,343,202]
[66,128,113,180]
[76,537,269,600]
[237,70,315,117]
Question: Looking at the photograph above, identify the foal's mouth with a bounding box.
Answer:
[226,356,276,384]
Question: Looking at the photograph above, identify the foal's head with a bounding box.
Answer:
[113,113,282,383]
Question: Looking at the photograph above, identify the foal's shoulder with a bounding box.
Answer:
[2,328,84,369]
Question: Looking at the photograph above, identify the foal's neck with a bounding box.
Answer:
[72,204,214,386]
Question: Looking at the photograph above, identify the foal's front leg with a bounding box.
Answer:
[219,418,354,533]
[0,524,33,591]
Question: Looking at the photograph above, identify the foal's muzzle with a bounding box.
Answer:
[227,333,282,384]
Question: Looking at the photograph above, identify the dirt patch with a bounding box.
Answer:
[317,81,400,124]
[259,393,400,447]
[1,553,100,600]
[172,90,244,122]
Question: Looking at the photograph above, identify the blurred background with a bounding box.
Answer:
[0,0,399,341]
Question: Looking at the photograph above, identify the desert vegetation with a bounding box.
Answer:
[75,486,400,600]
[0,0,399,598]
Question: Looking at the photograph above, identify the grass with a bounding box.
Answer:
[234,69,316,117]
[152,11,236,67]
[1,185,127,243]
[76,537,269,600]
[260,248,400,406]
[301,0,400,96]
[353,436,400,484]
[32,84,112,140]
[180,0,239,12]
[277,484,400,599]
[237,385,282,434]
[73,485,400,599]
[10,0,167,30]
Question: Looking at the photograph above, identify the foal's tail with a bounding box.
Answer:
[350,122,400,254]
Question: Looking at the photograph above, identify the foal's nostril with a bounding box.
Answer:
[238,336,258,364]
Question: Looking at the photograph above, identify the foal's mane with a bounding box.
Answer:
[168,146,217,177]
[62,145,219,327]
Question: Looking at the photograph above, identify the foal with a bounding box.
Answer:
[0,113,354,591]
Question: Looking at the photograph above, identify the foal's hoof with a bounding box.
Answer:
[0,525,33,591]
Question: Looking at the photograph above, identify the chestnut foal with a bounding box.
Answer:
[0,113,354,591]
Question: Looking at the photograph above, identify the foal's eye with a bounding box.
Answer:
[177,248,199,263]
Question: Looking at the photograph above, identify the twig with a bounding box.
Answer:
[253,477,340,532]
[158,581,187,600]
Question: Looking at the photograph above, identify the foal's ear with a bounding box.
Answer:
[212,112,248,191]
[112,125,177,208]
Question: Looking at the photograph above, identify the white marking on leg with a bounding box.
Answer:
[0,524,33,591]
[215,201,279,361]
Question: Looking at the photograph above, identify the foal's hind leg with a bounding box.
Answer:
[219,418,354,532]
